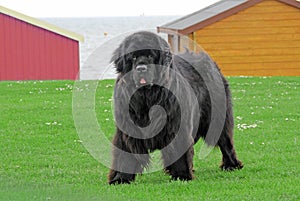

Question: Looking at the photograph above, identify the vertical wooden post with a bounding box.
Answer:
[193,32,197,52]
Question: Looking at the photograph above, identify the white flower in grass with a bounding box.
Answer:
[236,116,243,120]
[65,84,73,90]
[106,84,113,88]
[45,121,61,126]
[56,88,65,91]
[237,123,258,131]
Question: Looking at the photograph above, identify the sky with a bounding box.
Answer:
[1,0,220,17]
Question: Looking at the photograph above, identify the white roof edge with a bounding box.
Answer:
[160,0,248,30]
[0,6,84,42]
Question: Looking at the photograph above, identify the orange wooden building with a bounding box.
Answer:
[158,0,300,76]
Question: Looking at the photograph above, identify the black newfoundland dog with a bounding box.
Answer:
[108,31,243,184]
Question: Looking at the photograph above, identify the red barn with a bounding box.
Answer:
[0,6,84,81]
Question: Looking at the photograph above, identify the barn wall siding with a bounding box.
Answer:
[192,0,300,76]
[0,13,79,80]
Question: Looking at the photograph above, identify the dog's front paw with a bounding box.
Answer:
[108,172,135,185]
[171,171,194,181]
[220,160,243,171]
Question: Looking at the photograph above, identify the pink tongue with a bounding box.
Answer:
[140,78,147,84]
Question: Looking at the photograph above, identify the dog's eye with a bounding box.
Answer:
[148,55,153,59]
[132,56,137,61]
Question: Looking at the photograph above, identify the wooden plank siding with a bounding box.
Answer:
[0,6,83,81]
[191,0,300,76]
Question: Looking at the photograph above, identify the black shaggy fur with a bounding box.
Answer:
[108,31,243,185]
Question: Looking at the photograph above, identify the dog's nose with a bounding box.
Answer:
[136,65,147,72]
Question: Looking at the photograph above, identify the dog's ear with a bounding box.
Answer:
[111,45,125,74]
[158,38,172,67]
[111,40,135,74]
[161,49,172,68]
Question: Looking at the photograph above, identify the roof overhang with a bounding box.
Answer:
[158,0,300,35]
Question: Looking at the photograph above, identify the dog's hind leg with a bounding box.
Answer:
[217,106,243,171]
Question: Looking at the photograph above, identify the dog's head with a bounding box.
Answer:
[111,31,172,87]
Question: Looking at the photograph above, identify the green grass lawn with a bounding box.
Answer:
[0,77,299,201]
